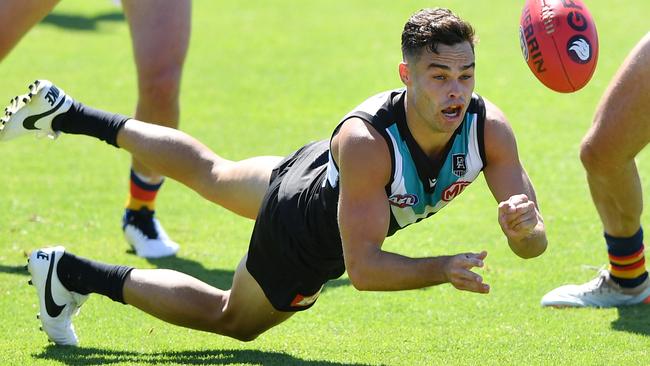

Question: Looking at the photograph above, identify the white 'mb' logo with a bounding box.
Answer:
[569,38,590,61]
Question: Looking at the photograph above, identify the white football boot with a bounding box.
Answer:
[123,209,179,258]
[28,246,88,346]
[0,80,73,141]
[541,269,650,308]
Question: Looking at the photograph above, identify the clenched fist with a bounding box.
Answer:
[498,194,540,241]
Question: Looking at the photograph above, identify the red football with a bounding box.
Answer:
[519,0,599,93]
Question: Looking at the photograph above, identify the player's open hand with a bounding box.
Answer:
[443,251,489,294]
[498,194,539,241]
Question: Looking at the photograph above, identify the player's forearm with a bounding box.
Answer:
[346,250,451,291]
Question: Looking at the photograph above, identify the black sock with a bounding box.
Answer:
[51,100,130,147]
[56,252,134,304]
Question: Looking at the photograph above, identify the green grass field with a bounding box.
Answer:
[1,1,649,365]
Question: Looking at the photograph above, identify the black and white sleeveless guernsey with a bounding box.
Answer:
[326,88,487,235]
[261,88,487,284]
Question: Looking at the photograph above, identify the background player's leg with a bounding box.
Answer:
[123,255,294,341]
[541,34,650,307]
[580,33,650,237]
[119,0,192,257]
[0,0,59,61]
[121,0,191,179]
[117,120,283,219]
[579,33,650,290]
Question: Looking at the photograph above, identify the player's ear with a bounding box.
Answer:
[398,62,410,85]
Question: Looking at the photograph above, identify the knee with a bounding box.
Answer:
[579,139,604,174]
[579,137,626,175]
[136,64,183,105]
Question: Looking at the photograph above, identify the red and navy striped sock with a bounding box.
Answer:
[126,169,163,212]
[606,228,648,288]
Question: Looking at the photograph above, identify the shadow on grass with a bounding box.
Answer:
[34,346,379,366]
[144,255,352,292]
[0,263,29,276]
[611,305,650,336]
[42,11,124,31]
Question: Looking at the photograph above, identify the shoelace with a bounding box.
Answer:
[580,269,618,296]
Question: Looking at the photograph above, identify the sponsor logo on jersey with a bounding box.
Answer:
[388,193,419,208]
[442,181,470,202]
[567,35,591,63]
[428,178,437,188]
[452,154,467,177]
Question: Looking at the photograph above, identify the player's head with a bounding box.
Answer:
[399,8,477,134]
[401,8,476,62]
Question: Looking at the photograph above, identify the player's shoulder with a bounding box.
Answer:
[479,96,519,161]
[332,117,391,179]
[478,96,514,140]
[479,96,508,128]
[335,117,388,154]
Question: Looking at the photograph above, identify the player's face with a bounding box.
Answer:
[401,42,475,134]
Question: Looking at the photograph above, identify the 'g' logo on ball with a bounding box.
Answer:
[567,35,592,64]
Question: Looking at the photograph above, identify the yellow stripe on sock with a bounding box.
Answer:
[609,253,645,266]
[609,264,647,279]
[126,196,155,211]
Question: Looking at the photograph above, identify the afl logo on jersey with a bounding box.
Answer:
[452,154,467,177]
[442,181,470,202]
[388,194,419,208]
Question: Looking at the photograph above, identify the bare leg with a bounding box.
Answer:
[580,33,650,237]
[117,120,283,219]
[540,34,650,307]
[123,255,294,341]
[0,0,59,61]
[121,0,191,180]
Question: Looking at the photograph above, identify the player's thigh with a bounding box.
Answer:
[586,33,650,160]
[214,156,284,219]
[222,255,294,340]
[0,0,59,60]
[121,0,191,80]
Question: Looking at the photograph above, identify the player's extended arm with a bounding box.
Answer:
[334,118,489,293]
[482,99,547,258]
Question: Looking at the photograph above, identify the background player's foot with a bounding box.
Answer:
[541,269,650,308]
[123,208,180,258]
[27,246,88,346]
[0,80,72,141]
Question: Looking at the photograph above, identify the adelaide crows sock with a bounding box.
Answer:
[51,100,129,147]
[56,252,134,304]
[606,227,648,288]
[125,169,163,213]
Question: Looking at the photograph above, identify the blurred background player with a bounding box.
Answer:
[0,0,191,258]
[542,32,650,307]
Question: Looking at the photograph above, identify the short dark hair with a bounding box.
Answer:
[401,8,476,61]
